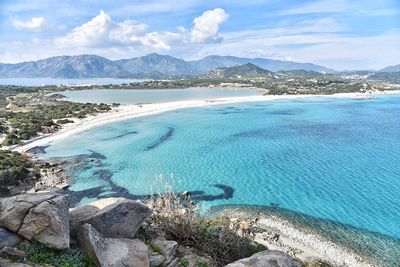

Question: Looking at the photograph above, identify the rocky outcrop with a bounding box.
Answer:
[0,192,56,232]
[0,228,22,249]
[18,195,70,249]
[225,250,301,267]
[78,223,149,267]
[70,197,151,239]
[0,193,70,250]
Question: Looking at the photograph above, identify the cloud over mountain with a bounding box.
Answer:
[55,9,229,50]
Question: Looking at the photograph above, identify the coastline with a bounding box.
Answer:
[7,89,400,266]
[12,90,400,153]
[209,205,385,267]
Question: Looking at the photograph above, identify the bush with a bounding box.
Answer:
[147,192,266,266]
[17,242,94,267]
[57,118,74,124]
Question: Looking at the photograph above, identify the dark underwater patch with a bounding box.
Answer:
[87,150,107,160]
[145,127,174,151]
[60,183,235,207]
[93,169,113,182]
[101,130,138,141]
[265,108,304,116]
[26,145,50,154]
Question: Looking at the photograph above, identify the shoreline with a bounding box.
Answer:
[12,90,400,153]
[209,206,376,267]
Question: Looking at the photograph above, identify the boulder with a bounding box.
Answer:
[1,246,26,258]
[78,223,149,267]
[18,195,70,249]
[0,192,56,232]
[153,240,178,263]
[0,227,22,249]
[70,198,151,239]
[225,250,300,267]
[149,253,165,267]
[0,258,33,267]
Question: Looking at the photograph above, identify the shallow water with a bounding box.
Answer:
[59,87,262,104]
[39,95,400,263]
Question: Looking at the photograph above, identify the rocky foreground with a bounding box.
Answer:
[0,192,301,267]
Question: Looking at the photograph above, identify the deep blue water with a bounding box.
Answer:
[39,95,400,261]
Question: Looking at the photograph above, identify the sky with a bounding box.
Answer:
[0,0,399,70]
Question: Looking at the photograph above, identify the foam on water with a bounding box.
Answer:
[39,95,400,263]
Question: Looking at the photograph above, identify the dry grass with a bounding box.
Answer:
[146,187,265,266]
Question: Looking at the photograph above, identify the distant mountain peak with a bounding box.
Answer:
[0,53,337,78]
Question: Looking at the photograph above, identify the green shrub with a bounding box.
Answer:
[18,242,94,267]
[179,258,190,266]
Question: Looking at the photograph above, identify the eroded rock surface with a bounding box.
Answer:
[70,197,151,238]
[18,195,70,249]
[0,193,70,250]
[225,250,301,267]
[78,223,150,267]
[0,227,22,249]
[0,193,56,232]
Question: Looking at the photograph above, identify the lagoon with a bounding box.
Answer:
[59,88,262,104]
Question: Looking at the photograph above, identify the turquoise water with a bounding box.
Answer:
[59,88,262,104]
[39,95,400,257]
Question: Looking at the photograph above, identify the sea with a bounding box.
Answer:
[35,90,400,265]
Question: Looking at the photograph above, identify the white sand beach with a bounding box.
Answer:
[12,90,400,153]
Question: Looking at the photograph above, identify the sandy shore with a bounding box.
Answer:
[12,90,400,153]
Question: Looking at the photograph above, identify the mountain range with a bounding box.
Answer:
[0,53,335,79]
[0,53,397,79]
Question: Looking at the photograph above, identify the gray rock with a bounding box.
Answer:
[78,223,149,267]
[1,246,26,258]
[225,250,300,267]
[0,227,22,249]
[154,240,178,263]
[17,195,70,249]
[149,253,165,267]
[0,193,56,232]
[0,258,33,267]
[70,198,151,239]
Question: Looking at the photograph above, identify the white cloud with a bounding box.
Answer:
[12,17,45,31]
[190,8,229,43]
[55,9,229,50]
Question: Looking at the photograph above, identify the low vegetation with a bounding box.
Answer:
[147,192,265,266]
[0,150,39,196]
[15,242,93,267]
[0,86,111,146]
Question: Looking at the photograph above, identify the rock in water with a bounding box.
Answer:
[0,227,22,249]
[0,193,56,232]
[17,195,70,249]
[70,198,151,238]
[225,250,300,267]
[78,223,149,267]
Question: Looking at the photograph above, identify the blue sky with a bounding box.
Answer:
[0,0,399,70]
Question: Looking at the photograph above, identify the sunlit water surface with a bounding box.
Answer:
[38,94,400,265]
